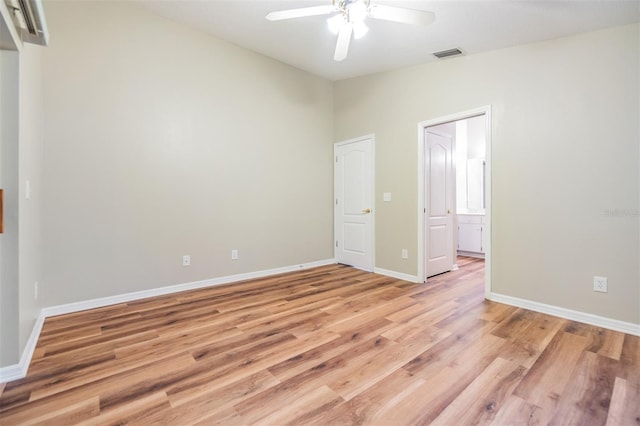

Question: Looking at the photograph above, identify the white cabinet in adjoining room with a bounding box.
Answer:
[457,214,485,257]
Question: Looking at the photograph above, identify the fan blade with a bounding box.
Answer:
[266,5,336,21]
[369,5,435,26]
[334,24,352,62]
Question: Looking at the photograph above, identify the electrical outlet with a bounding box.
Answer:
[593,276,607,293]
[401,249,408,259]
[34,282,38,300]
[182,255,191,267]
[231,249,238,260]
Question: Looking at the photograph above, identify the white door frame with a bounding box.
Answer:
[417,106,492,298]
[334,134,375,271]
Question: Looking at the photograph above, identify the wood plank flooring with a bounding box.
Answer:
[1,257,638,425]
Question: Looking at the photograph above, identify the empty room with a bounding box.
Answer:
[0,0,638,424]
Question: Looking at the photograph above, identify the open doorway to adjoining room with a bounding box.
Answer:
[417,106,491,298]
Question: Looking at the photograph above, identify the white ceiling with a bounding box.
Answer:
[141,0,640,81]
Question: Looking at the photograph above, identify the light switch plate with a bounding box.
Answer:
[383,192,392,202]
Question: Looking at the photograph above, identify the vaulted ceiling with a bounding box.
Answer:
[142,1,639,81]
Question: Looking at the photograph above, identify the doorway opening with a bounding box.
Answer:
[417,106,492,298]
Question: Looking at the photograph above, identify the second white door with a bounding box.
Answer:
[425,130,454,277]
[335,137,374,271]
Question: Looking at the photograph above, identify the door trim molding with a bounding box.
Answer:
[334,134,376,271]
[417,106,492,299]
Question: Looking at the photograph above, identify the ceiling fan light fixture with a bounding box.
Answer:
[348,0,368,23]
[327,13,345,34]
[353,21,368,39]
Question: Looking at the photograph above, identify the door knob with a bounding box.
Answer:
[362,208,371,214]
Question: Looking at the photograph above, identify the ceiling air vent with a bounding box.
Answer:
[433,48,463,59]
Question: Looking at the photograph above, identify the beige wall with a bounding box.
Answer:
[41,1,334,306]
[334,24,640,324]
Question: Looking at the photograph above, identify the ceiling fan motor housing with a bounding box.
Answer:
[335,0,371,21]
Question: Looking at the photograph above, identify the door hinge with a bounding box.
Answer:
[335,241,338,247]
[336,198,338,205]
[335,156,338,163]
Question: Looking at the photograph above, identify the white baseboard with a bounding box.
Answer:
[457,251,485,259]
[490,292,640,336]
[0,312,45,383]
[374,267,421,283]
[0,364,23,383]
[0,258,336,383]
[42,259,337,318]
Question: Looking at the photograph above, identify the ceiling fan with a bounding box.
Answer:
[266,0,435,62]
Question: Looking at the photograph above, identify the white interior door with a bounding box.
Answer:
[425,130,454,277]
[335,137,374,271]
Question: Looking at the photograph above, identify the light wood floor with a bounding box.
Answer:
[1,257,638,425]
